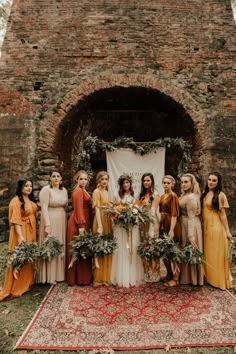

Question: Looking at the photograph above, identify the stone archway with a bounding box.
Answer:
[37,73,206,188]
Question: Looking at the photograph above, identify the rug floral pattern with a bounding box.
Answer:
[16,283,236,350]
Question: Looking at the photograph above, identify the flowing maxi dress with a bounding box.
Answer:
[203,192,231,289]
[38,185,68,284]
[66,187,92,285]
[0,197,37,301]
[138,191,160,282]
[111,194,144,287]
[179,193,204,285]
[92,188,112,286]
[159,192,182,278]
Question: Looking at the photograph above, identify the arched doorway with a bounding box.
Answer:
[54,87,197,190]
[37,74,205,192]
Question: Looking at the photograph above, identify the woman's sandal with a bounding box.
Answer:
[164,279,179,287]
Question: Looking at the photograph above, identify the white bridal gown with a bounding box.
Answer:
[111,194,144,287]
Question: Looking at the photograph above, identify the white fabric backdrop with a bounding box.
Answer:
[106,148,165,201]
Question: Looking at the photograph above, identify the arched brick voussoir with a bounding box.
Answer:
[38,73,206,150]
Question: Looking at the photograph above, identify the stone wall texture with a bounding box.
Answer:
[0,0,236,239]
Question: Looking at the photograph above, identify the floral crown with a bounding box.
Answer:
[118,175,133,185]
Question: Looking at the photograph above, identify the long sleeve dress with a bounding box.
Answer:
[92,188,112,286]
[0,196,37,301]
[111,194,144,287]
[179,193,204,285]
[203,192,231,289]
[38,185,68,284]
[138,191,160,282]
[66,187,92,285]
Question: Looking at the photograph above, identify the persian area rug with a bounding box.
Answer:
[16,282,236,351]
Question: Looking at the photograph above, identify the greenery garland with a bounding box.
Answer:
[77,135,192,178]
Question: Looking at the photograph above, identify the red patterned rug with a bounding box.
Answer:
[16,282,236,351]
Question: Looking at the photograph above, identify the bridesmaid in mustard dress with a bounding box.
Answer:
[0,179,37,301]
[201,172,233,289]
[159,175,182,286]
[92,171,112,286]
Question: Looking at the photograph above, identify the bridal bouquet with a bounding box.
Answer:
[8,242,38,270]
[104,203,152,231]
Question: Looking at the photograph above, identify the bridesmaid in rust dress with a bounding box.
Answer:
[159,175,182,286]
[66,170,92,285]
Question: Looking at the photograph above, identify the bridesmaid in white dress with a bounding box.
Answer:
[111,175,144,287]
[38,169,68,284]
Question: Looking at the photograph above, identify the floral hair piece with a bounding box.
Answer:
[118,175,133,186]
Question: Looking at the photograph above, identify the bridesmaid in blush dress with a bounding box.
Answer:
[38,169,68,284]
[179,173,204,286]
[138,173,160,283]
[66,170,92,285]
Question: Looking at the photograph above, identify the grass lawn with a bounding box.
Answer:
[0,242,235,354]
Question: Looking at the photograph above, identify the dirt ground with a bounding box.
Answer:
[0,242,235,354]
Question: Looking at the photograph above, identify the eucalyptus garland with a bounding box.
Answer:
[77,135,191,178]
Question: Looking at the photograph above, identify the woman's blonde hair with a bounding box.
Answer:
[181,173,201,214]
[74,170,89,183]
[181,173,200,196]
[162,175,175,188]
[96,171,109,187]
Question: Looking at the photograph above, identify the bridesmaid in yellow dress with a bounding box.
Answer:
[92,171,112,286]
[201,172,234,289]
[0,179,37,301]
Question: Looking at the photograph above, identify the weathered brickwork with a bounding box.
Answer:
[0,0,235,239]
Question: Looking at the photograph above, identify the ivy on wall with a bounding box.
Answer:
[76,135,192,179]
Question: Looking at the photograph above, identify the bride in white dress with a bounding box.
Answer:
[111,175,144,287]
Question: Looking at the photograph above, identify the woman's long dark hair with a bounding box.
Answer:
[201,172,222,210]
[15,179,36,211]
[118,175,134,198]
[139,173,155,202]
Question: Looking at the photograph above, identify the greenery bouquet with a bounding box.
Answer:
[8,242,38,270]
[93,234,117,259]
[181,244,204,265]
[70,230,97,260]
[160,234,183,263]
[137,238,166,262]
[38,236,64,262]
